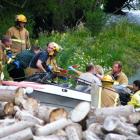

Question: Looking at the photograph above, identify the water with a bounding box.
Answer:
[129,69,140,84]
[106,9,140,25]
[106,0,140,25]
[123,9,140,24]
[106,1,140,83]
[124,7,140,82]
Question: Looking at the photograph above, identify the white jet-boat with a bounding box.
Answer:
[1,81,91,110]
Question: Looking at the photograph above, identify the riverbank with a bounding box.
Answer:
[38,21,140,77]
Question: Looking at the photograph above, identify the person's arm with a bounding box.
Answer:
[36,52,48,72]
[25,31,31,49]
[122,75,128,85]
[36,60,46,72]
[127,85,133,90]
[74,69,83,76]
[128,94,139,108]
[68,66,82,76]
[95,73,104,80]
[119,73,128,85]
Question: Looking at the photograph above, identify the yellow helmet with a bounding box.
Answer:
[16,14,27,23]
[49,42,62,52]
[102,75,114,83]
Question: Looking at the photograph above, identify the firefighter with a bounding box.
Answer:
[108,61,128,85]
[26,42,62,82]
[0,36,12,83]
[6,14,30,55]
[101,75,120,107]
[128,80,140,108]
[7,46,41,81]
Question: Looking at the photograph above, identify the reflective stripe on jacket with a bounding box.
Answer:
[6,26,30,55]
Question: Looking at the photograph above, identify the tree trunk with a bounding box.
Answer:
[105,133,127,140]
[49,108,68,123]
[0,86,17,102]
[83,130,101,140]
[103,116,138,137]
[95,105,134,117]
[37,106,68,123]
[33,135,67,140]
[0,118,15,127]
[54,129,66,136]
[15,88,39,115]
[0,128,33,140]
[128,112,140,124]
[4,102,14,116]
[0,102,7,117]
[0,121,34,138]
[15,110,44,125]
[65,123,82,140]
[88,105,134,123]
[35,118,72,136]
[87,123,104,138]
[36,105,51,123]
[70,102,90,123]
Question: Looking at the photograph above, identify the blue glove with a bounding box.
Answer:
[47,65,53,72]
[13,60,20,69]
[7,52,13,58]
[68,66,76,71]
[60,76,68,80]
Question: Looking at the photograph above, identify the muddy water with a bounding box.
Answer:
[107,4,140,83]
[129,69,140,84]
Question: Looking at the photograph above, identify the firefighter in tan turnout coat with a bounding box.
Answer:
[101,75,120,107]
[6,14,30,55]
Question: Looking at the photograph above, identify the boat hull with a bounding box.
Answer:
[30,90,87,110]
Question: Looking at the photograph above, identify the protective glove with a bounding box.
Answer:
[47,65,53,72]
[13,60,20,69]
[6,51,16,64]
[60,76,68,81]
[68,66,76,72]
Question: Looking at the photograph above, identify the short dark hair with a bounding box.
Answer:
[113,61,122,69]
[31,46,40,51]
[133,80,140,90]
[1,35,11,44]
[86,64,94,72]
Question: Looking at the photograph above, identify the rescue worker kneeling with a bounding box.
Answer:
[26,42,62,82]
[128,80,140,108]
[101,75,120,107]
[7,46,41,81]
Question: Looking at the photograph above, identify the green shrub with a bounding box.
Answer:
[38,20,140,77]
[85,9,106,34]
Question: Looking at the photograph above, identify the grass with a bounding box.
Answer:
[1,16,140,79]
[38,21,140,77]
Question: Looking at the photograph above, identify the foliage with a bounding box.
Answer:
[0,0,106,35]
[38,20,140,76]
[0,8,33,38]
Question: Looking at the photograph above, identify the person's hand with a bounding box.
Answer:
[0,72,4,81]
[14,60,20,69]
[47,65,53,71]
[68,66,76,71]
